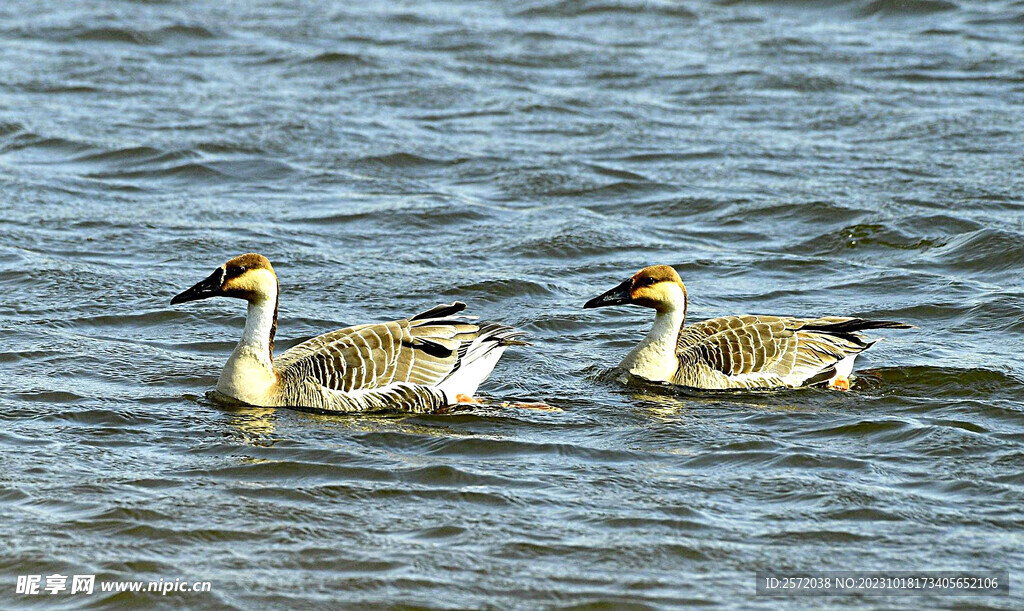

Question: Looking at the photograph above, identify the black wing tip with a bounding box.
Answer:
[849,319,917,331]
[804,318,916,333]
[476,321,530,347]
[869,320,917,329]
[411,301,468,321]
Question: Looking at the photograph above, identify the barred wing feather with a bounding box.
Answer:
[674,315,909,389]
[274,303,480,393]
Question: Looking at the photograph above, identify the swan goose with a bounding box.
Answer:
[171,254,526,413]
[584,265,912,390]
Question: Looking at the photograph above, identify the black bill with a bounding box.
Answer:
[170,267,226,305]
[583,278,633,309]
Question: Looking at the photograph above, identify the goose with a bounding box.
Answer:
[170,253,527,413]
[584,265,912,390]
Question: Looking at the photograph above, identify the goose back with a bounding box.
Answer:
[673,315,911,389]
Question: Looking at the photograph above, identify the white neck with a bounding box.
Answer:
[216,285,278,403]
[237,294,276,367]
[619,285,687,382]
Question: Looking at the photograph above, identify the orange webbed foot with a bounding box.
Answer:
[455,394,484,404]
[829,378,851,391]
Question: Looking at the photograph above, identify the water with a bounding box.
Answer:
[2,0,1023,608]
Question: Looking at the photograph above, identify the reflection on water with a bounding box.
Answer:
[225,407,280,447]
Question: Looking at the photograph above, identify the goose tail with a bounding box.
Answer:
[436,322,527,401]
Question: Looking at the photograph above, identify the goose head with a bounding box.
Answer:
[584,265,687,314]
[171,253,278,306]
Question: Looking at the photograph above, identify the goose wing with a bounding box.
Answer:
[274,302,482,394]
[674,315,910,389]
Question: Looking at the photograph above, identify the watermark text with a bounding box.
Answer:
[16,575,211,596]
